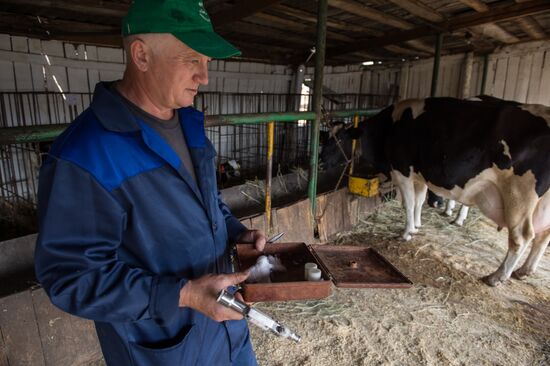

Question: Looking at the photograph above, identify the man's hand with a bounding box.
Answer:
[237,229,267,252]
[179,271,249,322]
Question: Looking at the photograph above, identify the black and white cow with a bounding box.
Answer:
[424,96,522,225]
[427,190,470,226]
[321,97,550,286]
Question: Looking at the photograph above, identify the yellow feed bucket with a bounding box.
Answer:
[348,175,379,197]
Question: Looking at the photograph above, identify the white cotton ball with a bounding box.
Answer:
[247,255,273,283]
[266,255,286,272]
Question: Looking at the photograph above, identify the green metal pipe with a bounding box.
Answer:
[430,33,443,97]
[308,0,328,225]
[480,54,489,95]
[0,109,380,145]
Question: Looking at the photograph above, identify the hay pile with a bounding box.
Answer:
[251,199,550,366]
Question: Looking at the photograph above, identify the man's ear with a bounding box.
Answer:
[130,39,151,72]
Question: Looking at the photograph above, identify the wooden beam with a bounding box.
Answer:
[387,0,444,23]
[515,0,547,40]
[210,0,283,26]
[470,23,520,43]
[220,22,315,47]
[405,40,434,54]
[457,0,489,13]
[0,12,121,47]
[251,13,313,32]
[384,44,430,57]
[328,0,414,30]
[249,13,355,43]
[274,4,382,36]
[0,0,127,19]
[516,16,546,39]
[327,0,550,56]
[459,0,520,44]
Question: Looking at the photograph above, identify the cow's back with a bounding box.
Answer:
[387,98,550,197]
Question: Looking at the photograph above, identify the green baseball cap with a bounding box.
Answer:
[122,0,241,59]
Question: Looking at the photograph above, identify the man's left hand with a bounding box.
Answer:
[237,229,266,252]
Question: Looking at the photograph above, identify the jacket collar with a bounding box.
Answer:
[90,81,206,148]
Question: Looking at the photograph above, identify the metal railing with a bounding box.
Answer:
[0,91,392,240]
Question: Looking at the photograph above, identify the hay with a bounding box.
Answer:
[250,199,550,366]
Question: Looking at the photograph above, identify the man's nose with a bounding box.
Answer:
[195,64,209,86]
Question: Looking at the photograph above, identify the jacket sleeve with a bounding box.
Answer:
[35,158,183,325]
[217,191,247,243]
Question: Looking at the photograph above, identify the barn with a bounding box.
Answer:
[0,1,549,365]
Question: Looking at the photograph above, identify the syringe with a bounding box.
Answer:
[216,289,301,343]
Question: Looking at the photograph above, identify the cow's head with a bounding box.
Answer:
[319,123,362,172]
[320,106,394,178]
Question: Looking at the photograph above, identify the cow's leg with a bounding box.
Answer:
[452,205,469,226]
[414,182,428,229]
[482,236,531,286]
[391,170,416,241]
[482,216,536,286]
[444,199,456,216]
[512,229,550,279]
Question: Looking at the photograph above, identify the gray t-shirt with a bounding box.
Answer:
[111,85,197,184]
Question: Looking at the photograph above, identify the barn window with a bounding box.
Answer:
[298,83,310,127]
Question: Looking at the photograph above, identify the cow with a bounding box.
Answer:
[427,191,470,226]
[321,97,550,286]
[218,159,241,187]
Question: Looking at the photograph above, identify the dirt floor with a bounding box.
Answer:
[250,199,550,366]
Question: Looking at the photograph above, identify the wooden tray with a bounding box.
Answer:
[235,242,412,302]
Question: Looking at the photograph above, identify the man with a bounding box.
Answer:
[34,1,265,365]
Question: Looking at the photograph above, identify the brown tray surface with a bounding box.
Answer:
[236,242,327,283]
[236,242,331,301]
[312,245,413,288]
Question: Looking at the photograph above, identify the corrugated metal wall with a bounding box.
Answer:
[399,39,550,106]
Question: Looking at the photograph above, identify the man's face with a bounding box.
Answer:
[147,35,210,109]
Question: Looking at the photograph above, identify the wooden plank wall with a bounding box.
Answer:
[0,33,293,100]
[399,39,550,106]
[240,188,380,243]
[0,289,102,366]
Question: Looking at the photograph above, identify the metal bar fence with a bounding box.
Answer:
[0,91,395,239]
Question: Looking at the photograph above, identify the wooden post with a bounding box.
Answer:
[430,33,443,97]
[461,51,474,98]
[265,121,275,233]
[349,114,360,176]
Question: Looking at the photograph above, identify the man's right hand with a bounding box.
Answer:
[178,271,249,322]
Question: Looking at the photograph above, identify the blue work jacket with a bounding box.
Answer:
[35,82,252,366]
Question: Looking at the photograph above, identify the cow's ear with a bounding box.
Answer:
[346,127,363,140]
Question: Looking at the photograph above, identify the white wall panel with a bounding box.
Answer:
[11,37,28,53]
[503,56,520,101]
[515,54,533,103]
[30,64,46,92]
[84,45,98,61]
[0,34,11,50]
[46,65,68,93]
[399,40,550,106]
[539,52,550,106]
[526,51,544,104]
[67,68,90,93]
[96,47,123,63]
[41,40,64,57]
[98,70,123,82]
[14,62,33,91]
[0,60,16,91]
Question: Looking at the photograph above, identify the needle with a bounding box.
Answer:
[266,232,284,244]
